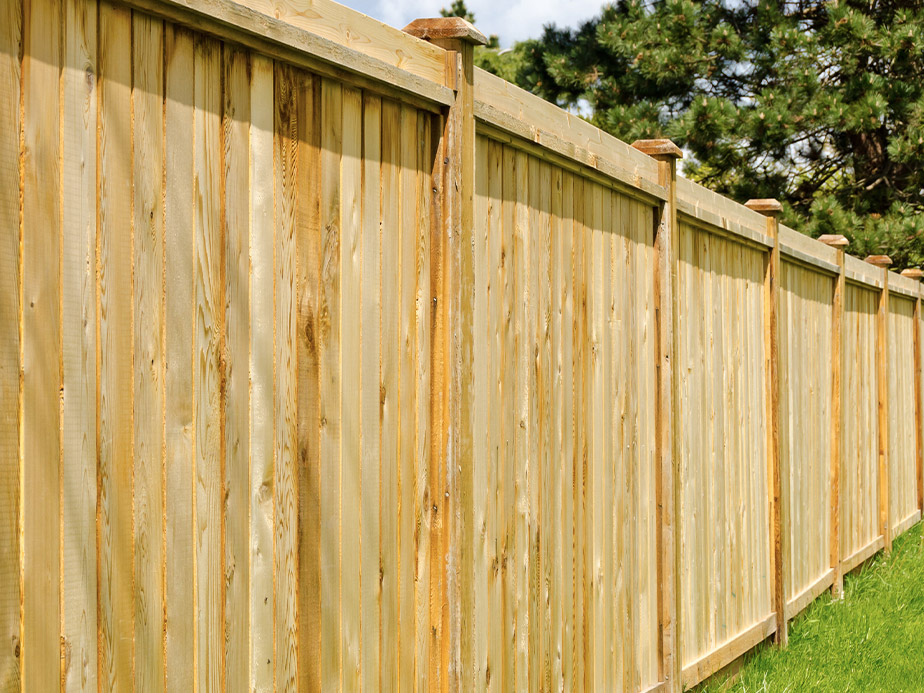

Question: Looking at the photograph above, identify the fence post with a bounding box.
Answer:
[745,199,786,647]
[403,17,486,691]
[820,234,849,598]
[866,255,893,554]
[902,269,924,518]
[632,139,682,692]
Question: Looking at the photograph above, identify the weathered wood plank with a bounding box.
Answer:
[22,0,63,686]
[61,0,97,686]
[319,76,343,693]
[247,53,275,693]
[223,45,251,693]
[296,69,321,693]
[193,35,224,692]
[273,60,299,693]
[380,98,401,692]
[164,24,196,693]
[397,103,417,693]
[97,5,134,688]
[132,13,166,691]
[360,92,382,692]
[414,110,434,693]
[0,0,21,686]
[340,84,363,691]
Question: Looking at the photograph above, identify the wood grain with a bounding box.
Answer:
[193,35,224,692]
[248,53,275,693]
[98,5,134,688]
[61,0,97,687]
[164,24,196,693]
[22,0,62,687]
[132,12,166,691]
[223,45,251,693]
[273,61,299,693]
[0,0,21,686]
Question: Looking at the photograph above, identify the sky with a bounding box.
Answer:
[341,0,605,46]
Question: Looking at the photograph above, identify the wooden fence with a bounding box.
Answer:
[1,0,922,690]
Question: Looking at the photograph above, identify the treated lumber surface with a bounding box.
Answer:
[22,0,62,687]
[61,0,98,687]
[0,0,21,687]
[12,0,924,689]
[779,260,833,611]
[473,134,661,691]
[117,0,454,108]
[681,613,777,689]
[164,24,196,693]
[98,5,135,689]
[888,296,917,533]
[132,12,166,690]
[223,45,251,693]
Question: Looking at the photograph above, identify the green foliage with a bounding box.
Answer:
[439,0,527,81]
[507,0,924,269]
[696,522,924,692]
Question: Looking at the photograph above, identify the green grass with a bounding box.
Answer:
[695,521,924,692]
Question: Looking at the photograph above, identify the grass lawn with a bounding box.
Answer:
[695,521,924,692]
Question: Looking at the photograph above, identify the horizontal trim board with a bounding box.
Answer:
[890,283,921,300]
[780,243,840,276]
[678,210,774,252]
[784,568,834,621]
[845,254,885,289]
[841,535,885,575]
[116,0,454,108]
[681,613,777,689]
[846,272,884,290]
[676,201,774,249]
[641,681,667,693]
[476,121,668,206]
[893,510,921,537]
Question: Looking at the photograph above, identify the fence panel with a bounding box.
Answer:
[841,282,882,567]
[8,0,447,688]
[470,133,661,692]
[889,292,918,533]
[5,0,924,690]
[779,260,834,614]
[676,218,773,684]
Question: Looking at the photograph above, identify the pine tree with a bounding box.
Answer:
[507,1,924,267]
[439,0,527,81]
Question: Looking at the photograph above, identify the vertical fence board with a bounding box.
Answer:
[273,61,299,693]
[193,35,224,692]
[340,84,363,691]
[318,75,342,693]
[132,14,166,691]
[164,24,195,693]
[222,46,251,693]
[61,0,97,687]
[360,91,382,692]
[22,0,62,686]
[379,98,401,692]
[248,52,275,693]
[397,102,416,693]
[0,0,21,687]
[98,4,134,688]
[296,70,321,693]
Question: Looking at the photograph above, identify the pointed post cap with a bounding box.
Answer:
[745,199,783,217]
[864,255,892,268]
[403,17,488,45]
[818,234,849,249]
[901,268,924,280]
[631,139,682,159]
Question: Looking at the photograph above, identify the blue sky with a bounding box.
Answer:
[341,0,605,46]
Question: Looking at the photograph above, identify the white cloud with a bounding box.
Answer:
[342,0,604,46]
